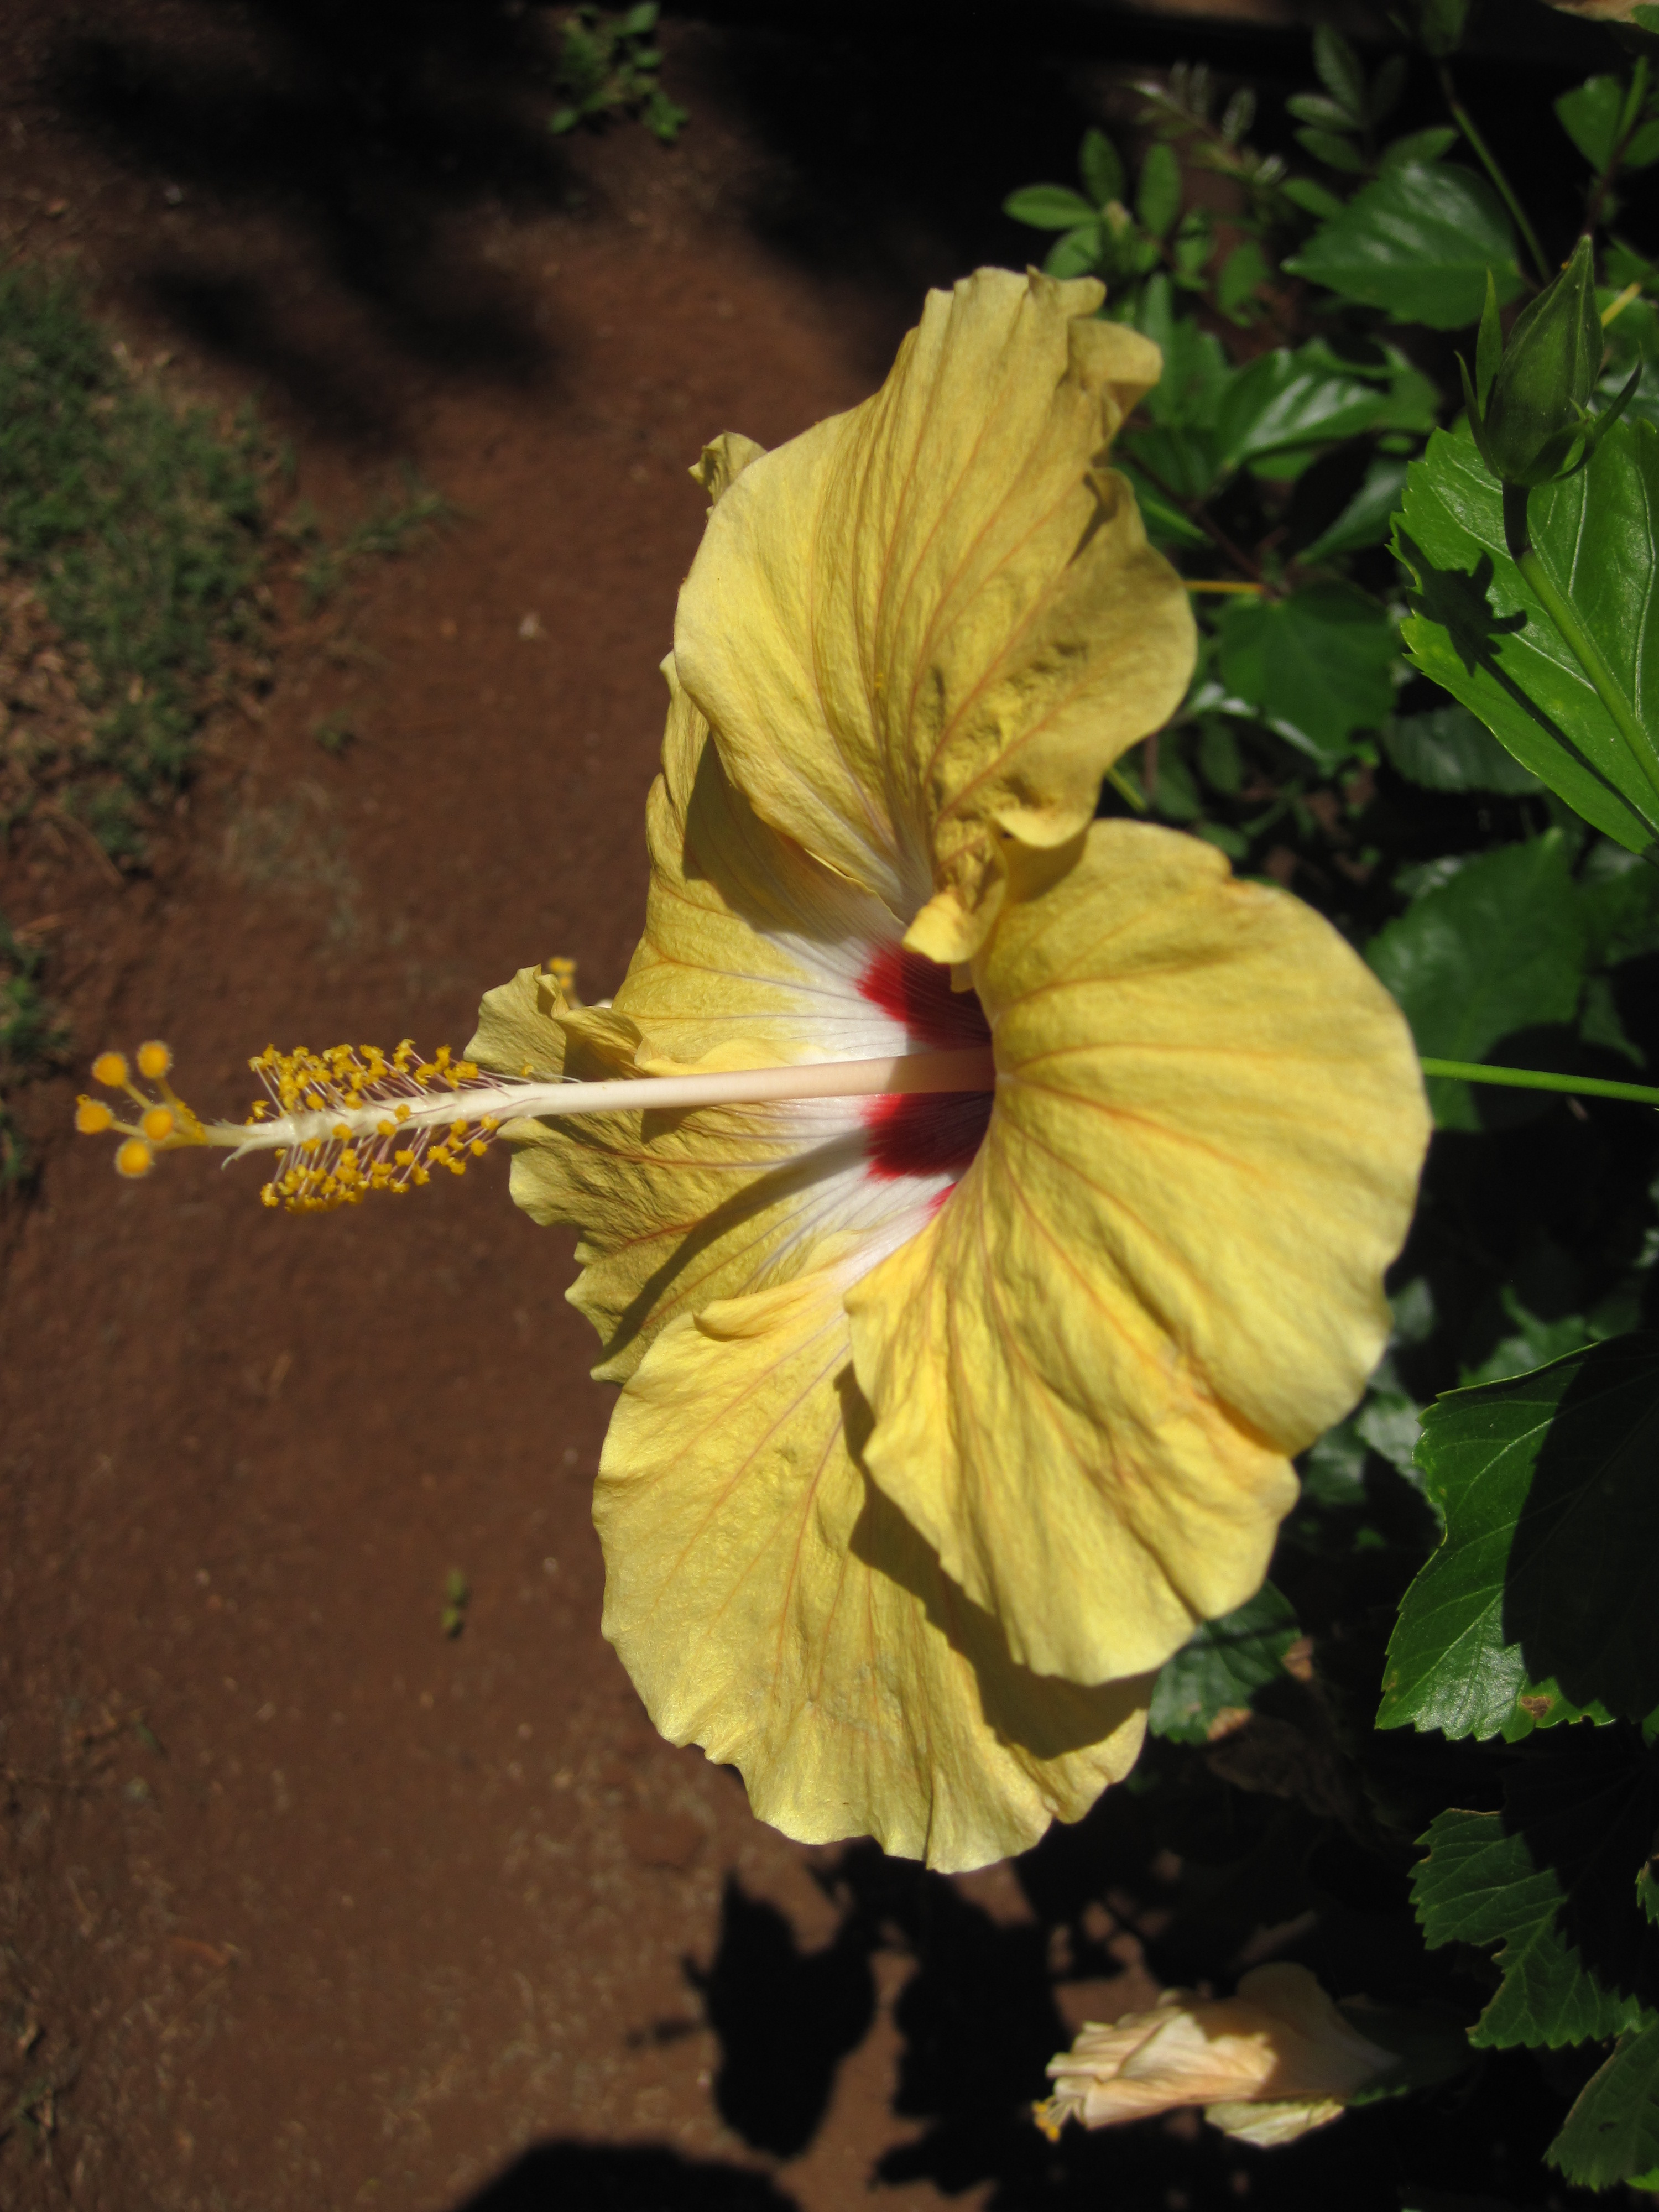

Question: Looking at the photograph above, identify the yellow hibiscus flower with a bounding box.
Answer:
[79,269,1429,1873]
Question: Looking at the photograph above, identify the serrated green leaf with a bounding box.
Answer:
[1551,2014,1659,2188]
[1365,832,1585,1130]
[1394,422,1659,856]
[1218,582,1397,766]
[1413,1731,1659,2047]
[1003,182,1099,230]
[1383,703,1541,794]
[1302,453,1412,561]
[1217,343,1432,477]
[1383,1338,1659,1740]
[1136,140,1183,239]
[1557,76,1626,173]
[1147,1584,1301,1744]
[1284,164,1522,330]
[1380,126,1460,173]
[1078,126,1125,208]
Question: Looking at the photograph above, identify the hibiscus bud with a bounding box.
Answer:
[1034,1963,1398,2149]
[1475,237,1604,491]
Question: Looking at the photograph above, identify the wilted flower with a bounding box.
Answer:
[79,269,1430,1871]
[1036,1963,1400,2148]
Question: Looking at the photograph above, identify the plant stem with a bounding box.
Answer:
[1126,451,1270,587]
[1508,518,1659,818]
[1439,66,1549,286]
[1420,1058,1659,1108]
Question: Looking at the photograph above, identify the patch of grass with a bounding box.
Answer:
[0,265,267,857]
[0,915,64,1188]
[549,4,688,144]
[290,469,452,612]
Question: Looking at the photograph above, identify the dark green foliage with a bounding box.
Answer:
[1147,1585,1302,1744]
[1367,835,1588,1129]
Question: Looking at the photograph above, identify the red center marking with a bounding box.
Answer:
[858,945,993,1182]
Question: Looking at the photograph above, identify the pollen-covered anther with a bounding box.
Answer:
[239,1042,512,1212]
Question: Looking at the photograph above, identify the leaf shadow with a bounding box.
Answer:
[1397,527,1646,836]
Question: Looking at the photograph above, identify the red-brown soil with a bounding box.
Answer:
[0,8,1183,2209]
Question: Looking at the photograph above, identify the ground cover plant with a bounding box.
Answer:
[0,266,266,863]
[54,1,1659,2203]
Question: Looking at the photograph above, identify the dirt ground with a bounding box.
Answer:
[0,6,1604,2211]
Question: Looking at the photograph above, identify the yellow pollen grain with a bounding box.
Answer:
[75,1097,114,1135]
[136,1040,173,1079]
[142,1105,176,1141]
[116,1136,154,1179]
[92,1051,129,1088]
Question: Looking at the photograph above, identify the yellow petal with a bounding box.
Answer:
[467,963,573,1080]
[847,822,1430,1684]
[594,1262,1151,1871]
[674,267,1195,965]
[497,668,960,1380]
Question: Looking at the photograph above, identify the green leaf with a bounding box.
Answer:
[1302,453,1412,562]
[1627,119,1659,174]
[1394,423,1659,857]
[1557,76,1627,174]
[1552,2016,1659,2190]
[1383,703,1541,794]
[1380,126,1459,172]
[1287,92,1357,132]
[1218,582,1398,768]
[1581,840,1659,965]
[1216,242,1270,322]
[1078,126,1125,209]
[1313,23,1367,124]
[1136,140,1182,239]
[1296,128,1366,175]
[1216,343,1432,477]
[1284,165,1522,331]
[1383,1337,1659,1738]
[1147,1584,1301,1744]
[1283,176,1347,221]
[1002,182,1099,231]
[1042,225,1105,280]
[1413,1729,1659,2047]
[1366,832,1587,1129]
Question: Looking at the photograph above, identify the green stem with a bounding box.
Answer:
[1439,67,1549,286]
[1421,1058,1659,1108]
[1511,535,1659,817]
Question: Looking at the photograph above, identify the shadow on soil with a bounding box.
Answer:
[45,0,571,435]
[450,1776,1602,2212]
